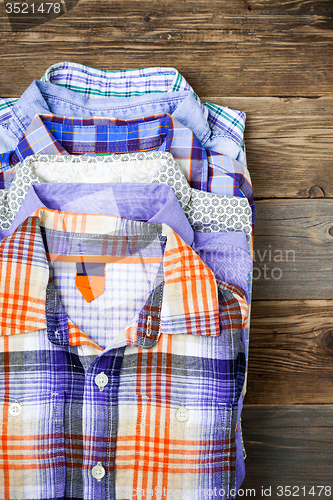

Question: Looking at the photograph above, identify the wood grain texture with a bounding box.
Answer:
[246,300,333,404]
[0,0,333,97]
[208,97,333,200]
[238,405,333,496]
[253,199,333,300]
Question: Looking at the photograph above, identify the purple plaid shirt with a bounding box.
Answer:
[0,208,246,499]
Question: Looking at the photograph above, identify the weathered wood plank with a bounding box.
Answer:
[246,300,333,404]
[238,405,333,496]
[253,200,333,300]
[208,97,333,200]
[0,0,333,97]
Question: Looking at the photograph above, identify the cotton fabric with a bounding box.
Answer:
[0,209,246,500]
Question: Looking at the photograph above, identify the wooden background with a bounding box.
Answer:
[0,0,332,498]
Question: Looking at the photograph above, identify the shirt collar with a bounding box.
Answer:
[2,112,209,193]
[42,63,193,95]
[9,113,176,166]
[0,209,220,349]
[0,180,194,247]
[7,79,210,147]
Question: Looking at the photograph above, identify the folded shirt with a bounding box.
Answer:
[0,208,246,499]
[0,63,247,164]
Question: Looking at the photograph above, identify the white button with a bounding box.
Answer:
[175,407,190,422]
[94,372,108,391]
[92,462,105,481]
[9,402,22,417]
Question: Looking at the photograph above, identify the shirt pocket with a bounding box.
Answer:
[0,391,66,500]
[115,397,237,499]
[163,400,237,488]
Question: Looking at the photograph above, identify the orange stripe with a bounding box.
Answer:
[52,210,60,231]
[115,444,234,456]
[203,262,217,336]
[69,212,78,233]
[175,235,192,337]
[163,246,187,259]
[0,217,30,360]
[4,442,71,451]
[20,220,36,337]
[161,335,172,496]
[115,454,235,464]
[80,213,87,234]
[0,302,46,333]
[115,464,236,474]
[101,234,109,257]
[0,293,44,305]
[0,451,62,461]
[68,323,103,350]
[3,433,66,441]
[10,220,27,341]
[142,350,153,495]
[115,435,235,446]
[60,212,69,233]
[150,347,161,496]
[133,348,143,494]
[2,336,9,499]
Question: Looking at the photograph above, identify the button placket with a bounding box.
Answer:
[84,349,125,497]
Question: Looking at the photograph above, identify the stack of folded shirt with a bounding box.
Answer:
[0,63,253,500]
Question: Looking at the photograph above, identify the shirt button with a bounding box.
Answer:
[175,407,190,422]
[94,372,108,391]
[92,462,105,481]
[9,402,22,417]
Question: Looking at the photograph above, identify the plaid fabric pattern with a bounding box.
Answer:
[0,148,253,383]
[0,170,15,190]
[42,64,194,97]
[0,98,16,124]
[205,101,246,152]
[0,114,254,215]
[0,209,246,499]
[0,63,246,159]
